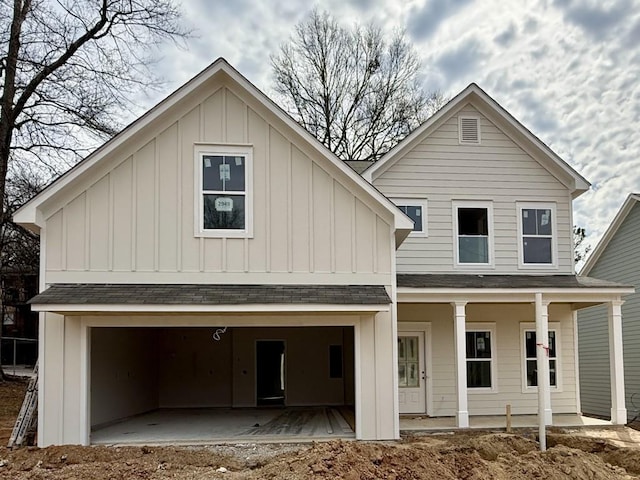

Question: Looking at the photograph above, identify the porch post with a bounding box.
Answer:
[452,301,469,428]
[608,300,627,424]
[535,294,552,426]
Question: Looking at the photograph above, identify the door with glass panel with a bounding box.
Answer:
[398,332,426,414]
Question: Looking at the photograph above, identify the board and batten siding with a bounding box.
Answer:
[578,201,640,418]
[399,303,578,416]
[42,82,393,284]
[373,105,573,274]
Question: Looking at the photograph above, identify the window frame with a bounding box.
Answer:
[194,144,254,238]
[452,200,494,268]
[520,322,562,393]
[516,202,558,269]
[391,198,428,237]
[465,323,498,393]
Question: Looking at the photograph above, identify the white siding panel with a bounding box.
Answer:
[334,183,353,273]
[291,147,311,272]
[312,163,332,273]
[88,176,110,270]
[46,210,63,271]
[179,107,201,272]
[247,108,268,272]
[135,140,156,271]
[65,193,86,271]
[269,127,290,272]
[355,199,374,273]
[374,105,574,274]
[157,123,179,271]
[111,158,133,271]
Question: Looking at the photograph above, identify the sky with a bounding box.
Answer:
[147,0,640,259]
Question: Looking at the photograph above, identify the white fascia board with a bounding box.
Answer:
[580,194,640,275]
[397,287,634,303]
[364,84,591,198]
[30,303,391,314]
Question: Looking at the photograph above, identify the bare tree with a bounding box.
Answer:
[574,225,592,267]
[271,10,445,162]
[0,0,188,380]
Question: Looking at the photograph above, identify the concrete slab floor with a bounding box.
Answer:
[400,414,613,431]
[91,407,355,445]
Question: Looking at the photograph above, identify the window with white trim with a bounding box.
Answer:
[454,201,493,266]
[521,323,560,390]
[466,325,496,390]
[195,145,253,237]
[392,199,427,237]
[518,204,556,266]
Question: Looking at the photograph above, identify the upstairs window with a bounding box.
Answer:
[195,145,253,237]
[518,203,556,267]
[392,199,427,237]
[454,202,493,266]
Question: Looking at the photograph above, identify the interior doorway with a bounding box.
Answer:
[256,340,286,406]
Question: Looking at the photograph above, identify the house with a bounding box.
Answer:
[578,194,640,422]
[13,59,632,447]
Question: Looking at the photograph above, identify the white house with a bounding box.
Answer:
[14,59,632,446]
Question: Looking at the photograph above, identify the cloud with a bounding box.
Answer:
[407,0,475,41]
[435,37,487,84]
[553,0,633,40]
[494,23,517,47]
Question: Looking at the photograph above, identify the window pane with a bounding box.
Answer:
[398,338,406,361]
[527,359,537,386]
[400,205,423,232]
[406,337,418,361]
[522,209,537,235]
[550,359,557,386]
[202,155,224,191]
[398,364,407,387]
[459,237,488,263]
[525,331,536,358]
[548,331,556,358]
[467,361,491,388]
[203,194,245,229]
[458,208,488,235]
[466,332,491,359]
[202,155,245,192]
[523,237,552,264]
[536,209,552,235]
[407,362,419,387]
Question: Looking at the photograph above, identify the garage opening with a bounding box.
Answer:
[89,326,355,443]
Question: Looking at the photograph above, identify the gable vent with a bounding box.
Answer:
[459,117,480,144]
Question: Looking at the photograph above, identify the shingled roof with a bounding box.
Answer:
[396,274,630,289]
[29,284,391,305]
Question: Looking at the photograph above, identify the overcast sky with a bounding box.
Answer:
[148,0,640,257]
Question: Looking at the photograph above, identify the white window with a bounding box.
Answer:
[517,203,557,267]
[521,323,561,392]
[453,201,493,267]
[194,144,253,238]
[466,324,497,392]
[392,199,427,237]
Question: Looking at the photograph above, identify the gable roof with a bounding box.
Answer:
[362,83,590,198]
[14,58,414,244]
[580,193,640,275]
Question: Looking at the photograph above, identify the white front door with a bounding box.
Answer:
[398,332,426,414]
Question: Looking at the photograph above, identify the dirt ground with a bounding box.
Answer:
[1,379,640,479]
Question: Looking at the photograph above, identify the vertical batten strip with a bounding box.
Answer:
[199,103,205,272]
[108,173,114,271]
[221,88,228,272]
[84,192,90,270]
[372,216,378,273]
[154,138,160,271]
[351,196,357,273]
[308,162,315,272]
[61,208,67,270]
[287,144,293,272]
[330,180,336,273]
[177,116,183,272]
[131,153,137,271]
[265,126,271,272]
[244,104,250,272]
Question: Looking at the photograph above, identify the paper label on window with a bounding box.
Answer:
[523,210,529,218]
[214,197,233,212]
[415,209,421,217]
[235,156,243,166]
[541,212,549,226]
[477,337,485,351]
[204,157,211,168]
[219,164,230,181]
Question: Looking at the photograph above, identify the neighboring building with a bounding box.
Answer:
[578,194,640,421]
[1,269,39,366]
[14,59,632,447]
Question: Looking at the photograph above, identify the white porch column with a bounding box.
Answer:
[452,301,469,428]
[534,294,552,426]
[608,300,627,424]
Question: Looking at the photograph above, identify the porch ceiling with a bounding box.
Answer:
[28,283,391,314]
